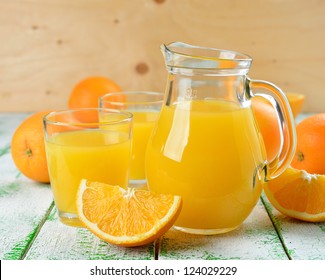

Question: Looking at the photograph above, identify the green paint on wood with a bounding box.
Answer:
[201,251,239,260]
[261,194,293,260]
[0,182,20,197]
[46,207,57,221]
[0,179,51,198]
[3,225,39,260]
[159,236,203,260]
[41,226,156,260]
[79,229,154,260]
[320,224,325,234]
[0,145,10,157]
[2,202,55,260]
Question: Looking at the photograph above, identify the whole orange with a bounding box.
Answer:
[291,113,325,174]
[68,76,122,109]
[252,97,281,162]
[11,111,51,183]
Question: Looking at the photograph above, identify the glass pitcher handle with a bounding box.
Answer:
[246,77,297,180]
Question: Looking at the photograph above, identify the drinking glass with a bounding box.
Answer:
[43,108,133,227]
[99,91,164,187]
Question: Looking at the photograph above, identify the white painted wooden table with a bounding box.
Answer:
[1,112,324,260]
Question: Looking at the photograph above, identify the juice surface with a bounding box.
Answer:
[130,111,159,180]
[45,130,131,221]
[146,100,267,232]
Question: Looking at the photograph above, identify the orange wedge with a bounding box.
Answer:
[77,179,182,247]
[264,167,325,222]
[286,92,305,118]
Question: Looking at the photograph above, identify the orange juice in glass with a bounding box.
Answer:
[43,108,133,227]
[99,91,163,187]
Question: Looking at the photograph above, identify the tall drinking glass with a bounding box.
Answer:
[43,108,133,227]
[99,91,164,188]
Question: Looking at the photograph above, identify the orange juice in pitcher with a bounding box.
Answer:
[146,100,266,232]
[145,42,297,234]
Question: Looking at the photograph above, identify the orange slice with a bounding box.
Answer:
[264,167,325,222]
[77,179,182,247]
[286,92,305,118]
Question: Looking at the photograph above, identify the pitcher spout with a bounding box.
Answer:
[161,41,252,75]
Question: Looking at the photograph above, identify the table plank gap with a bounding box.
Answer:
[20,201,55,259]
[261,192,325,260]
[154,237,162,260]
[260,194,292,260]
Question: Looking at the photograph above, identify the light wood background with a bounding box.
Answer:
[0,0,324,112]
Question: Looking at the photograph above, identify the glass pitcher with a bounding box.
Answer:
[145,42,296,235]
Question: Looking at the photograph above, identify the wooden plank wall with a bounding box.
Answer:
[0,0,324,112]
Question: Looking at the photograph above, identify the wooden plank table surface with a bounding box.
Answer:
[1,112,324,260]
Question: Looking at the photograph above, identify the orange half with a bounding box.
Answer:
[264,167,325,222]
[77,180,182,247]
